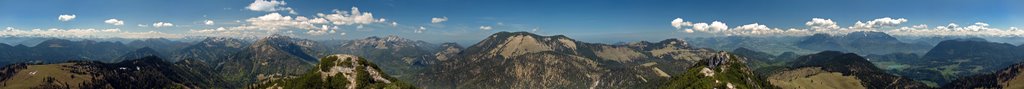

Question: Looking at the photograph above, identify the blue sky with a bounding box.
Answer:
[1,0,1022,44]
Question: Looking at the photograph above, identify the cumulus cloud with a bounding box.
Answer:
[480,26,493,30]
[104,19,124,26]
[670,18,728,33]
[204,20,215,25]
[722,23,793,36]
[690,21,729,32]
[850,17,907,29]
[58,14,76,22]
[709,21,728,32]
[152,22,174,28]
[733,23,770,31]
[246,0,296,14]
[317,7,386,25]
[203,6,388,36]
[691,23,709,32]
[244,13,327,31]
[671,18,692,29]
[806,18,838,30]
[306,25,334,35]
[431,17,448,23]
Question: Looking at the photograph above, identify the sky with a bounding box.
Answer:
[1,0,1023,44]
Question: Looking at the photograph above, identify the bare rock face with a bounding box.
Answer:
[432,43,462,62]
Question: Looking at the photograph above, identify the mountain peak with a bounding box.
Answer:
[488,31,571,40]
[199,37,245,48]
[247,34,318,62]
[466,31,579,58]
[255,54,413,89]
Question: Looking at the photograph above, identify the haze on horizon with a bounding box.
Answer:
[1,0,1023,44]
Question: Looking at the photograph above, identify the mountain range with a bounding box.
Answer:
[1,31,1023,88]
[415,32,773,88]
[796,31,932,55]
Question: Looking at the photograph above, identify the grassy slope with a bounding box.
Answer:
[767,67,865,89]
[0,63,93,89]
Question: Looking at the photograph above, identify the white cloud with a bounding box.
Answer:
[187,26,275,37]
[805,18,838,30]
[204,20,215,25]
[120,31,183,38]
[724,23,790,36]
[480,26,493,30]
[912,24,928,29]
[306,25,333,35]
[317,7,386,25]
[677,19,728,33]
[415,26,426,33]
[206,7,388,36]
[885,22,1024,37]
[709,21,728,32]
[104,19,124,26]
[101,28,121,32]
[137,24,149,27]
[1,28,112,37]
[671,18,692,29]
[246,0,295,14]
[152,22,174,28]
[733,23,770,31]
[974,22,989,27]
[431,17,448,23]
[0,27,182,38]
[666,17,1024,37]
[850,17,908,29]
[692,23,710,31]
[246,13,323,30]
[58,14,76,22]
